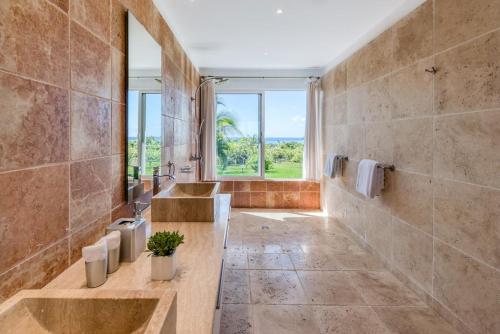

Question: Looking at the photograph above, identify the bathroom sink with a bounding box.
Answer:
[0,289,176,334]
[151,182,220,222]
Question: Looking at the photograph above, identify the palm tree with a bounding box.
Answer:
[216,98,241,170]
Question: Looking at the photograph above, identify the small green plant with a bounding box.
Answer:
[147,231,184,257]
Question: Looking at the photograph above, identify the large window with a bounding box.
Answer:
[127,91,161,177]
[216,90,306,179]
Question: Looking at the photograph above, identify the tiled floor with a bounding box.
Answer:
[219,209,459,334]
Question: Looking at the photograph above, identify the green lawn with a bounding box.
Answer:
[218,161,302,179]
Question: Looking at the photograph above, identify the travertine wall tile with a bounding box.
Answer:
[322,0,500,334]
[434,240,500,334]
[392,0,433,69]
[0,72,69,172]
[434,179,500,269]
[434,110,500,188]
[322,2,499,332]
[111,102,126,155]
[393,117,433,174]
[365,204,392,260]
[70,91,111,160]
[70,0,110,42]
[434,0,500,52]
[70,21,111,98]
[390,171,432,234]
[435,31,500,115]
[365,121,393,164]
[392,218,433,293]
[0,0,199,300]
[70,157,111,229]
[0,0,69,87]
[389,58,434,119]
[111,48,126,103]
[0,165,69,273]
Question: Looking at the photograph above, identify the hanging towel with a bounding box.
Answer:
[324,153,335,177]
[356,159,384,198]
[324,153,345,178]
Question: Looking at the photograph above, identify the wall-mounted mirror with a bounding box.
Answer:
[127,13,162,203]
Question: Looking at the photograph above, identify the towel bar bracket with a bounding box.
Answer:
[377,164,395,171]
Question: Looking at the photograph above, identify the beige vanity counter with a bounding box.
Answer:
[45,194,231,334]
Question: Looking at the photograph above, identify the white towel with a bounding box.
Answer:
[103,231,121,250]
[356,159,385,198]
[324,153,335,177]
[324,153,344,178]
[82,240,107,263]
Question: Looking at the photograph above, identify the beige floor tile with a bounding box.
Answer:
[289,249,341,270]
[249,270,307,304]
[349,271,424,306]
[243,241,284,254]
[297,271,366,305]
[253,305,320,334]
[313,306,391,334]
[335,252,386,270]
[373,307,459,334]
[225,251,248,270]
[223,270,250,304]
[248,254,294,270]
[220,304,253,334]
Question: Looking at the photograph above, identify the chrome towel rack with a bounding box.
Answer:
[377,163,395,171]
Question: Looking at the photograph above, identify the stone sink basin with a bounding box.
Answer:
[0,289,176,334]
[151,182,220,222]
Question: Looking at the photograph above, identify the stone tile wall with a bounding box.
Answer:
[0,0,199,300]
[321,1,500,333]
[221,180,320,209]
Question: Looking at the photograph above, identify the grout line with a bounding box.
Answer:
[70,17,112,49]
[0,68,69,91]
[43,0,68,16]
[431,0,436,297]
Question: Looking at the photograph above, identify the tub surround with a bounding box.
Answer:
[220,180,320,209]
[46,195,230,334]
[321,1,500,333]
[0,0,199,301]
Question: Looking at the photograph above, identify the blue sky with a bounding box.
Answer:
[128,90,307,139]
[217,91,306,138]
[128,91,162,138]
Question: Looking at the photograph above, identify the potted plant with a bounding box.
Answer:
[147,231,184,281]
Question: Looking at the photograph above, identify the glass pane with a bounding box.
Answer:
[143,93,162,175]
[216,93,261,177]
[264,91,306,179]
[127,90,140,177]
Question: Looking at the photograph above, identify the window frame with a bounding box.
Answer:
[130,89,162,179]
[215,89,306,181]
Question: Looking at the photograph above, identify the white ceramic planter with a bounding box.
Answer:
[151,253,177,281]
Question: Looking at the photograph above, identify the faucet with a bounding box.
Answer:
[133,201,148,221]
[153,161,175,195]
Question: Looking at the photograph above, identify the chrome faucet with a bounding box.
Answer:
[153,161,175,195]
[133,201,148,221]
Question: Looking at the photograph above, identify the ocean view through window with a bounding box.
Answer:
[216,90,306,179]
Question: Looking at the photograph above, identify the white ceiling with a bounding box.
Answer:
[153,0,425,73]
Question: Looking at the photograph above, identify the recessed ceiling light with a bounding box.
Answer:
[263,51,269,56]
[276,8,283,15]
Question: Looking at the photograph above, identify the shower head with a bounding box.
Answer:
[214,77,228,84]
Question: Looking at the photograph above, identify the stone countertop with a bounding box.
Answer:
[45,194,231,334]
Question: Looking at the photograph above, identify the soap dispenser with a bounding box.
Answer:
[106,202,148,262]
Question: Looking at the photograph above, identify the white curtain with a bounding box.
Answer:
[303,79,321,180]
[201,81,217,181]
